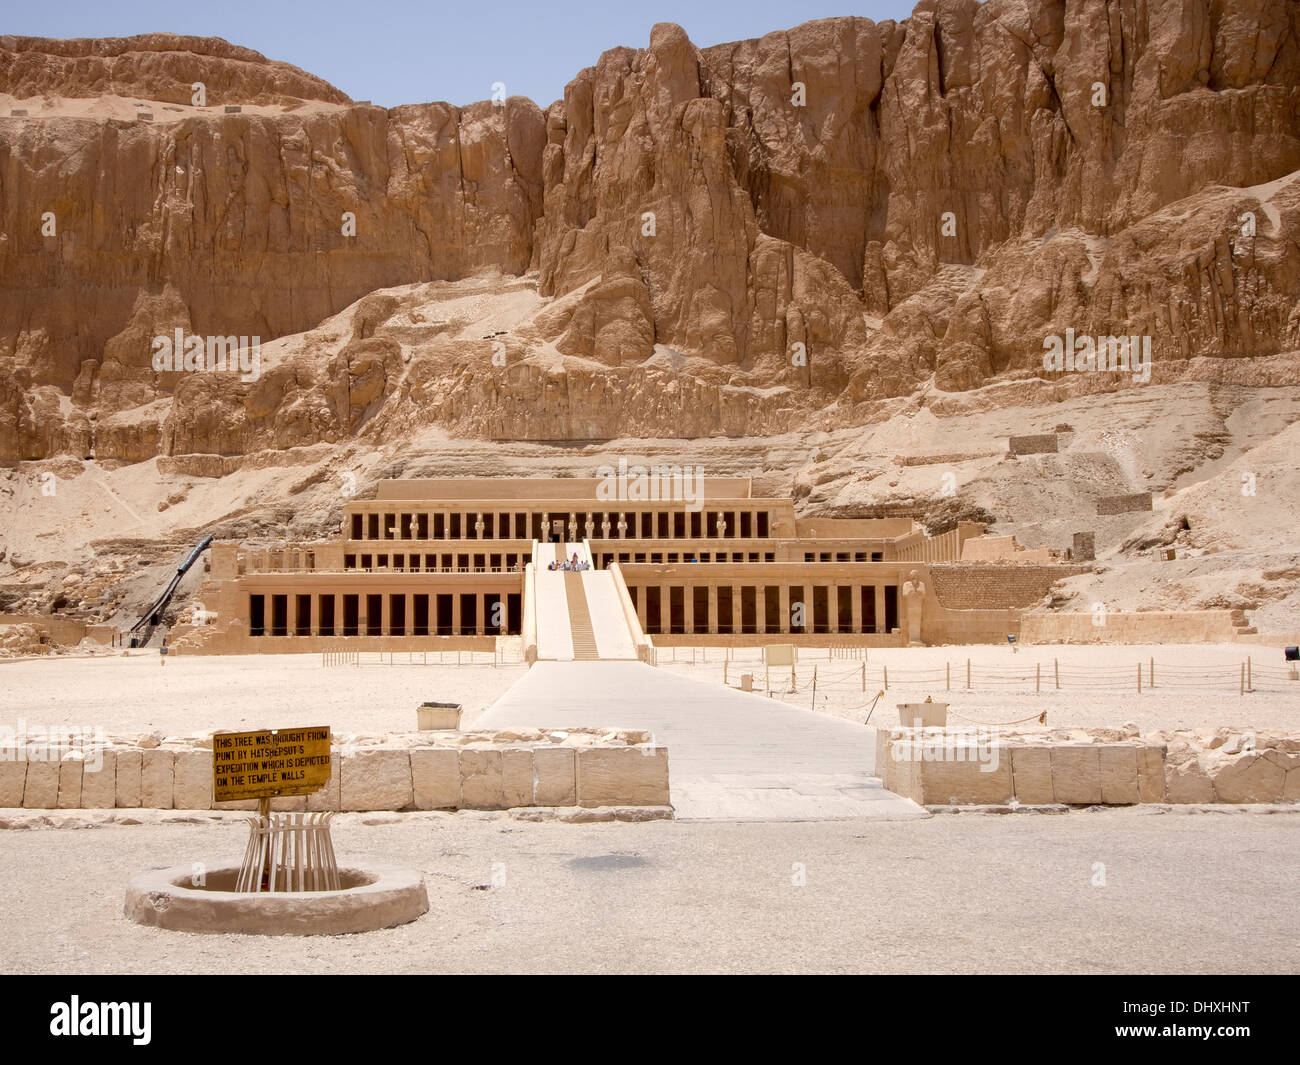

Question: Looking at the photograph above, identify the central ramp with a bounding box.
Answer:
[533,542,639,661]
[479,661,926,821]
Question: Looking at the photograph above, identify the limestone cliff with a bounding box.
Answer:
[1,0,1298,461]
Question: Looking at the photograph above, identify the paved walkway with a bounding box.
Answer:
[477,661,925,821]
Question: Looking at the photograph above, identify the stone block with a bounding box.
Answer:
[340,749,412,811]
[502,748,533,807]
[306,750,341,811]
[918,752,1013,805]
[1098,745,1141,804]
[57,757,84,808]
[0,754,28,806]
[115,749,142,808]
[577,746,670,807]
[1011,746,1054,804]
[172,750,213,809]
[1211,752,1287,804]
[533,747,576,806]
[1285,767,1300,802]
[22,759,60,808]
[1165,753,1216,803]
[459,750,504,808]
[1050,746,1102,804]
[1137,746,1166,803]
[410,748,461,809]
[141,749,175,809]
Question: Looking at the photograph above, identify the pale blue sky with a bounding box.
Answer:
[7,1,917,108]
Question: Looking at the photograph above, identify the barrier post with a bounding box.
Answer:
[1036,663,1040,693]
[1149,656,1154,689]
[946,662,950,691]
[1137,663,1142,693]
[1054,658,1059,689]
[811,666,817,710]
[967,658,971,689]
[1247,656,1252,692]
[883,664,888,691]
[862,662,866,691]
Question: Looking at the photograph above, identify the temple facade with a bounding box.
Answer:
[171,477,1080,656]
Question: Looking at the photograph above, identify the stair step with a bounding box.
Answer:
[563,571,600,660]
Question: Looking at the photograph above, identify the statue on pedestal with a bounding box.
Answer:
[901,569,926,646]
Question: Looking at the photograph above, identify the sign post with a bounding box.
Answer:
[212,726,334,892]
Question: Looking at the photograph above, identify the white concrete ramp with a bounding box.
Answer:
[531,541,638,662]
[479,661,925,822]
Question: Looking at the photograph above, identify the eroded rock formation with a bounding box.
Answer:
[1,0,1298,461]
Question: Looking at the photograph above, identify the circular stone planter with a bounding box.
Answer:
[124,864,429,935]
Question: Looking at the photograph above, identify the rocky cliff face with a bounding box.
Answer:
[1,0,1298,462]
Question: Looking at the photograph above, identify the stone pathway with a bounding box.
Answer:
[477,660,925,821]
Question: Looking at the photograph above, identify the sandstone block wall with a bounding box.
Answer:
[0,729,671,812]
[1020,610,1238,644]
[927,565,1088,610]
[1096,493,1153,515]
[876,727,1300,806]
[1008,434,1058,456]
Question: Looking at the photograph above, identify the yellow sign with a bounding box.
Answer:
[212,726,332,803]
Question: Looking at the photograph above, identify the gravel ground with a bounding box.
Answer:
[0,808,1296,974]
[0,652,526,738]
[656,642,1300,734]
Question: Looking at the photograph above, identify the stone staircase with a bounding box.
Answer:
[563,572,600,660]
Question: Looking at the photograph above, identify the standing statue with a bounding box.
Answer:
[617,512,628,538]
[541,518,551,542]
[600,513,611,539]
[715,514,727,539]
[474,513,485,539]
[568,512,578,541]
[901,569,926,646]
[584,512,595,540]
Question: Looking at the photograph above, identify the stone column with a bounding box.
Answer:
[875,585,887,635]
[779,585,790,633]
[476,593,485,636]
[635,588,648,632]
[757,588,767,635]
[686,587,696,635]
[851,586,863,634]
[406,593,415,638]
[707,585,718,634]
[310,594,320,637]
[381,594,392,637]
[659,588,671,636]
[334,593,345,637]
[452,594,463,636]
[732,586,743,634]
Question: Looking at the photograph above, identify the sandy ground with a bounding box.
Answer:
[0,809,1296,974]
[0,652,526,739]
[655,642,1300,734]
[1,644,1296,742]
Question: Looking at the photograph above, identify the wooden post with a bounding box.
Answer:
[1054,658,1059,689]
[967,658,971,689]
[724,660,728,685]
[1247,656,1252,692]
[862,662,866,691]
[811,665,818,710]
[1149,656,1154,689]
[1240,662,1245,696]
[1036,663,1040,693]
[883,664,888,691]
[946,661,950,691]
[1137,663,1142,693]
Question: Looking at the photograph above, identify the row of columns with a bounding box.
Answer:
[253,592,515,637]
[630,584,894,635]
[350,509,771,541]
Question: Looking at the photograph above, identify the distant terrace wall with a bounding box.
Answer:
[1021,611,1238,644]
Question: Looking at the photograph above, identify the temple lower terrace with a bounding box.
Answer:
[172,476,1086,657]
